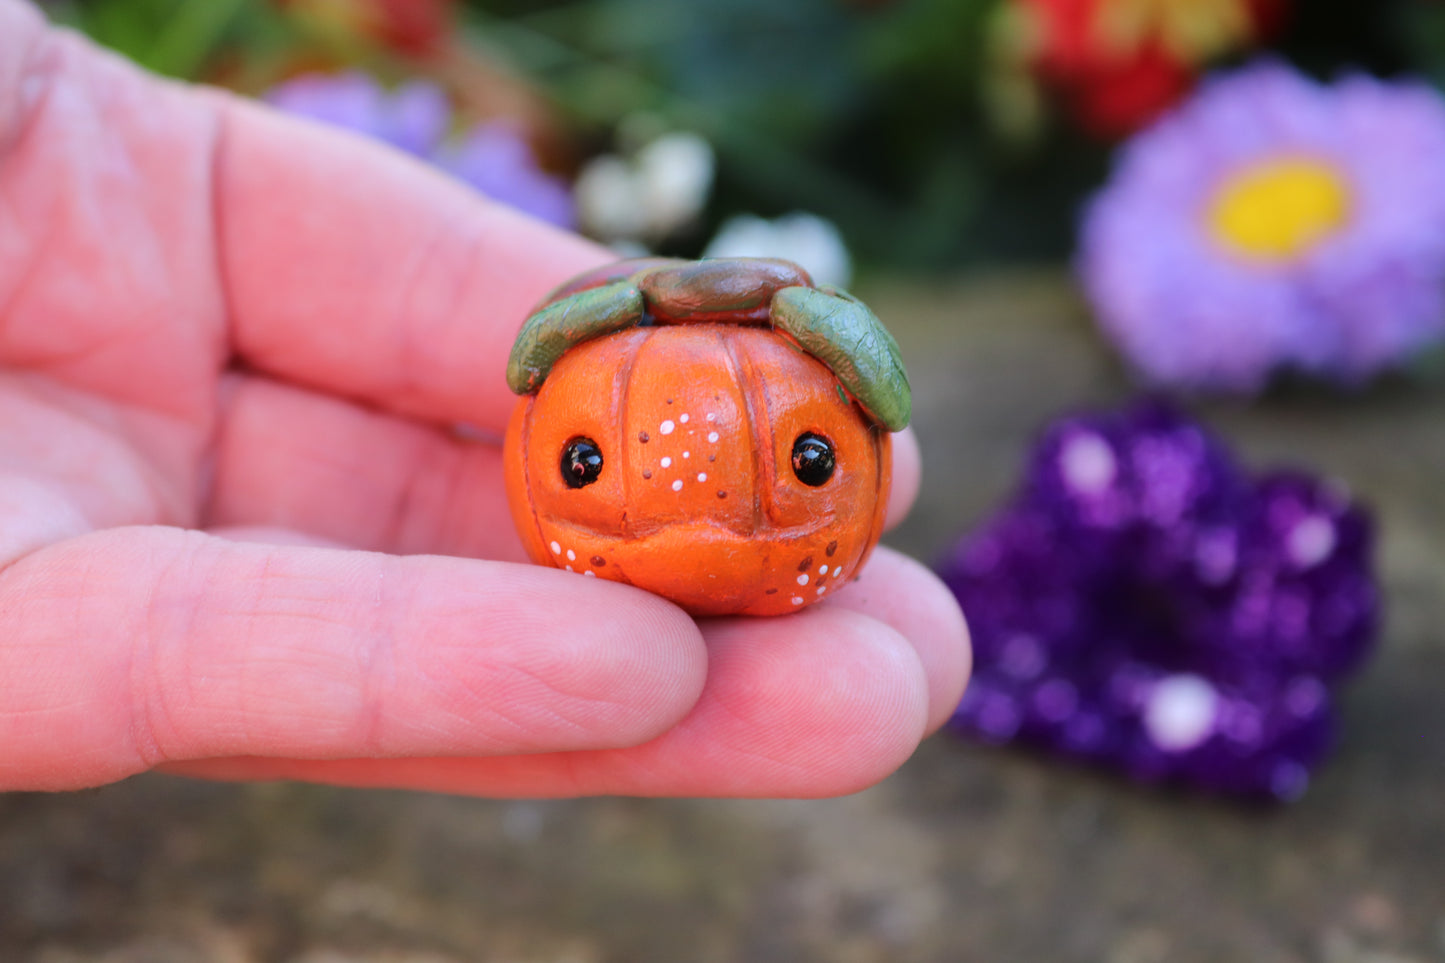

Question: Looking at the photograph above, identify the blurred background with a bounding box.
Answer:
[38,0,1445,270]
[4,0,1445,960]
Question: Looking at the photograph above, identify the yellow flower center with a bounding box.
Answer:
[1207,158,1352,262]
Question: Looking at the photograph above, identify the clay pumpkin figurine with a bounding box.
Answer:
[502,257,910,617]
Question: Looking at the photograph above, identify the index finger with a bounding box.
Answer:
[214,94,609,434]
[0,0,605,434]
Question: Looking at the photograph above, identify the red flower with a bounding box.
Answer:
[275,0,455,57]
[1000,0,1289,137]
[369,0,454,56]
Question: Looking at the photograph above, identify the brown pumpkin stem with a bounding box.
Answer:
[639,258,812,324]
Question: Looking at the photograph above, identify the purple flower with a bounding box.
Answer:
[265,72,449,158]
[435,123,575,230]
[265,72,574,228]
[937,401,1379,800]
[1079,62,1445,392]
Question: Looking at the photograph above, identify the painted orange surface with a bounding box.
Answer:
[504,325,893,616]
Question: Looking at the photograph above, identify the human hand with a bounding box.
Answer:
[0,0,969,797]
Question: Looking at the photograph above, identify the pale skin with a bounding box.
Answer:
[0,0,970,797]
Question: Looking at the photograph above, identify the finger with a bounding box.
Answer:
[0,8,227,414]
[821,545,971,734]
[0,378,198,563]
[1,2,601,433]
[884,427,921,531]
[206,373,528,561]
[207,525,350,548]
[212,92,608,433]
[167,604,932,798]
[0,525,705,791]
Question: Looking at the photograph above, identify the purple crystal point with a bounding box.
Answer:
[939,401,1379,800]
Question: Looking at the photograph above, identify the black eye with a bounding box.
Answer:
[791,433,835,487]
[561,437,604,488]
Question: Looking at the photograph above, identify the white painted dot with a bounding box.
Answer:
[549,541,561,555]
[672,479,683,491]
[660,419,675,435]
[706,413,717,422]
[661,456,672,468]
[565,565,574,572]
[819,564,829,574]
[1060,432,1116,495]
[680,413,690,423]
[583,570,596,577]
[791,596,804,605]
[683,451,691,459]
[1144,674,1219,752]
[816,586,826,595]
[832,566,842,577]
[1288,515,1337,569]
[566,549,576,561]
[797,573,810,586]
[707,431,719,443]
[697,473,707,483]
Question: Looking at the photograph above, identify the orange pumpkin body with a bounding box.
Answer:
[503,324,893,616]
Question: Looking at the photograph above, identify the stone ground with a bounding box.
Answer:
[2,273,1442,962]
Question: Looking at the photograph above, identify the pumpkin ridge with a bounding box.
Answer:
[720,327,769,536]
[515,395,551,566]
[614,327,646,543]
[854,426,891,576]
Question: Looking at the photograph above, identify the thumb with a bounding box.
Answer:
[0,526,705,790]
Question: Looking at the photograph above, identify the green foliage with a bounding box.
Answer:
[51,0,289,80]
[456,0,1445,268]
[53,0,1445,270]
[461,0,1011,268]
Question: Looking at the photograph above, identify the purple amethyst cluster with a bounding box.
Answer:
[938,402,1379,800]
